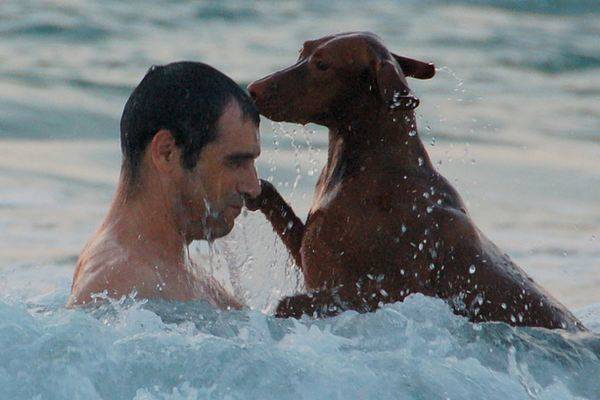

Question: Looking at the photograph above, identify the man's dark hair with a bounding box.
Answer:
[120,61,259,186]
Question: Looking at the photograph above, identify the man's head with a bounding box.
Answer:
[120,61,261,241]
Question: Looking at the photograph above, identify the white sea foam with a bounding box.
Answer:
[1,288,599,400]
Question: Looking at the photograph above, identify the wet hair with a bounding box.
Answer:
[119,61,259,187]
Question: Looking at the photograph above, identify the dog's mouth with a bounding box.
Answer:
[255,100,285,121]
[253,96,302,123]
[249,79,305,123]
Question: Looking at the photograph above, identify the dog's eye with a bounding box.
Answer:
[315,60,330,71]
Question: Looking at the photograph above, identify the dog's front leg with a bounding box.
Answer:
[275,290,343,319]
[245,179,304,266]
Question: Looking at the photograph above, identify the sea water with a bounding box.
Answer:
[1,1,599,399]
[1,284,600,399]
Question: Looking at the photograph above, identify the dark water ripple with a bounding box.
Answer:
[442,0,600,15]
[0,0,598,145]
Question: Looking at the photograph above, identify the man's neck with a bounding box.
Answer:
[105,173,190,271]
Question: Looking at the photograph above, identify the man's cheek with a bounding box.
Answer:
[188,178,211,211]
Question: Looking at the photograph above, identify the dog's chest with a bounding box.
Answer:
[303,189,409,281]
[301,171,446,289]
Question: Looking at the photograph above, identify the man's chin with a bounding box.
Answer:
[192,221,234,242]
[209,225,234,241]
[185,210,239,241]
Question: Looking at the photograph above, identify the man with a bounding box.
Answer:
[67,62,261,308]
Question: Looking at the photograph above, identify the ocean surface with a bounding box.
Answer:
[1,1,599,399]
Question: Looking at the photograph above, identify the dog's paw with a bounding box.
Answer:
[243,179,273,211]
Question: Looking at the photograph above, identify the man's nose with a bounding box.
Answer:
[239,166,261,199]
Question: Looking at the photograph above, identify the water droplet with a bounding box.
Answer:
[476,294,484,306]
[426,206,433,214]
[409,130,417,137]
[510,314,516,323]
[418,157,424,166]
[401,224,407,233]
[469,265,476,274]
[501,303,507,309]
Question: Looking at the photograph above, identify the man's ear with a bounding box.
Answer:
[391,54,435,80]
[150,129,180,173]
[373,59,420,111]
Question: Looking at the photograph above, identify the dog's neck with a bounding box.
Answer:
[324,107,432,172]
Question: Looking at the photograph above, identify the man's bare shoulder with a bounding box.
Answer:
[67,231,149,307]
[67,229,245,310]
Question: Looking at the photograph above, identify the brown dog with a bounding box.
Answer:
[247,32,585,331]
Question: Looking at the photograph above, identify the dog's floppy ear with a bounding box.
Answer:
[392,54,435,80]
[373,59,420,111]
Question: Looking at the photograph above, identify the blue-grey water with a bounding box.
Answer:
[1,1,599,399]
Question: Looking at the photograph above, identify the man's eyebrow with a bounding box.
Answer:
[226,151,260,161]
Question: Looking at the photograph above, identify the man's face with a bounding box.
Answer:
[179,101,261,241]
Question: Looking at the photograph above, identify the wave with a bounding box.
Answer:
[429,0,600,15]
[1,22,109,41]
[1,293,599,399]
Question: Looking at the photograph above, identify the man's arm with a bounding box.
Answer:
[202,274,245,310]
[245,179,305,267]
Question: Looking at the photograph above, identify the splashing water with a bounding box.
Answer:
[1,288,599,400]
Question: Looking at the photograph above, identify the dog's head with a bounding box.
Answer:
[248,32,435,125]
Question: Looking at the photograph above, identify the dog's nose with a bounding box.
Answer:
[247,81,262,101]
